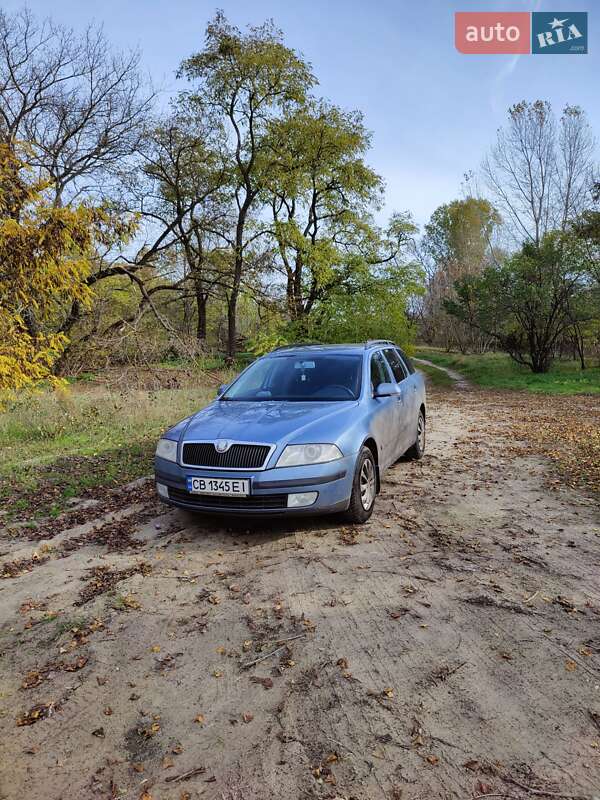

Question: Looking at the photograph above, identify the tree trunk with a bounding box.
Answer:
[196,293,207,341]
[227,292,237,360]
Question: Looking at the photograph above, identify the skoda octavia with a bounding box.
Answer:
[154,341,426,523]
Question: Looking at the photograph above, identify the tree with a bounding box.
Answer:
[134,113,230,342]
[0,144,100,397]
[0,8,153,205]
[179,13,316,358]
[483,101,595,246]
[446,232,595,372]
[420,197,500,351]
[300,262,423,346]
[265,101,386,320]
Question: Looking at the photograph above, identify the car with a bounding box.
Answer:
[154,340,426,524]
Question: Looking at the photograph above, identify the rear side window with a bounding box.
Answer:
[370,351,391,392]
[383,348,408,382]
[396,347,415,375]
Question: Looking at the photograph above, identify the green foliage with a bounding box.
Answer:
[180,13,316,114]
[265,99,419,325]
[293,263,423,348]
[423,198,500,270]
[446,232,595,372]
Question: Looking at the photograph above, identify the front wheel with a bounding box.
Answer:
[406,410,425,460]
[345,446,377,524]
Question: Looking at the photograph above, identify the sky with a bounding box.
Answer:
[4,0,598,228]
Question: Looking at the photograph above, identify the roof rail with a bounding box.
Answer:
[272,341,322,351]
[364,339,396,349]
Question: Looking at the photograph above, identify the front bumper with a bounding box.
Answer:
[154,454,355,516]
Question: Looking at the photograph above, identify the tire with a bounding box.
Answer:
[406,409,425,460]
[345,446,377,524]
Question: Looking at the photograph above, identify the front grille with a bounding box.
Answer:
[168,487,287,510]
[181,442,271,469]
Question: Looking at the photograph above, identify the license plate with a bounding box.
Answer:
[186,476,250,496]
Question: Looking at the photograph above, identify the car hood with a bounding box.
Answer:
[181,400,359,445]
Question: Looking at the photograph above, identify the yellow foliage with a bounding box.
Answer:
[0,143,101,401]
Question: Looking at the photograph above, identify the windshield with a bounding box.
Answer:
[222,354,363,402]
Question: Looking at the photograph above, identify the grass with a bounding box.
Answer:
[0,366,235,518]
[415,361,454,388]
[414,347,600,395]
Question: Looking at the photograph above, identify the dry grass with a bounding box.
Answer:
[0,366,235,518]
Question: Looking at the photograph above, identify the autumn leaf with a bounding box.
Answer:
[565,659,577,672]
[249,676,273,690]
[17,703,55,726]
[194,713,205,724]
[242,712,254,724]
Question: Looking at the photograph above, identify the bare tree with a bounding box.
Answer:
[483,101,595,246]
[0,8,154,205]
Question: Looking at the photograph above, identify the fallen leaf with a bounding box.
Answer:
[151,645,161,653]
[242,712,254,723]
[426,755,439,765]
[249,676,273,690]
[17,703,55,726]
[565,659,577,672]
[91,727,105,738]
[194,714,205,725]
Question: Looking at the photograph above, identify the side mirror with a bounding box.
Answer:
[374,382,400,398]
[216,383,228,397]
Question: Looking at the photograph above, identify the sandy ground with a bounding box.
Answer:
[1,380,600,800]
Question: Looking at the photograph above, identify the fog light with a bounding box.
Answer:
[287,491,318,508]
[156,482,169,499]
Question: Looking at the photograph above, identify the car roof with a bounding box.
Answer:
[268,341,397,357]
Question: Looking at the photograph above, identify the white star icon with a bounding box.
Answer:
[549,17,568,29]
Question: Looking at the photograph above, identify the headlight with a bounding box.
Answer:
[276,443,342,468]
[155,438,178,462]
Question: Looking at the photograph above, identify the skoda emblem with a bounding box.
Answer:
[215,439,230,453]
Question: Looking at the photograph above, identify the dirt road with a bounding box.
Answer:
[1,381,600,800]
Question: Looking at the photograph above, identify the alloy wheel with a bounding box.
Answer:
[359,457,376,510]
[417,414,425,452]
